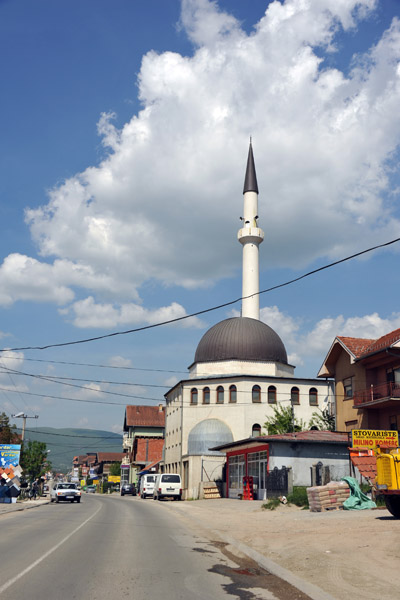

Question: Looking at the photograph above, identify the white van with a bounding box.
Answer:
[153,473,182,501]
[139,474,156,499]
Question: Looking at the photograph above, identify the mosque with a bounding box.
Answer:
[163,143,333,499]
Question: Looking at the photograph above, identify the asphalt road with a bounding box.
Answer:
[0,495,312,600]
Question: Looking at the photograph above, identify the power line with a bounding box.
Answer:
[1,236,399,354]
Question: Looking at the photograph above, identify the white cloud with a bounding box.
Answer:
[108,355,132,368]
[0,0,398,326]
[164,376,179,388]
[61,296,204,329]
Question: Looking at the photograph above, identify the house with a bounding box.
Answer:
[318,328,400,432]
[122,404,165,484]
[211,430,350,499]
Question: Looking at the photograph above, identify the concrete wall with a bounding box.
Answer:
[268,442,350,487]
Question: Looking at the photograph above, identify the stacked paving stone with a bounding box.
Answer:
[307,481,350,512]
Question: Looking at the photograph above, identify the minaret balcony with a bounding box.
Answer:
[238,227,264,245]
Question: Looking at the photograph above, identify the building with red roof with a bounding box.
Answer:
[122,405,165,484]
[318,328,400,432]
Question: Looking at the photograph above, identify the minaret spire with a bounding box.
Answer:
[238,140,264,320]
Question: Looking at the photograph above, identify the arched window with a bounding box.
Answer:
[268,385,277,404]
[216,386,224,404]
[203,387,210,404]
[309,388,318,406]
[252,423,262,437]
[291,387,300,405]
[190,388,198,405]
[229,385,237,403]
[252,385,261,403]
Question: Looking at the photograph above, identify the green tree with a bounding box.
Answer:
[0,412,20,444]
[309,408,336,431]
[21,440,52,481]
[109,462,121,476]
[264,405,307,434]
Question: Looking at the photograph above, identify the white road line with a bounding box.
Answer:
[0,503,102,595]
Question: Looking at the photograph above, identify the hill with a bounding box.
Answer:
[23,427,123,474]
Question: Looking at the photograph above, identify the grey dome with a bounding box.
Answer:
[194,317,288,364]
[187,419,233,455]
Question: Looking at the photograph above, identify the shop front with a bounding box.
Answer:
[226,443,269,499]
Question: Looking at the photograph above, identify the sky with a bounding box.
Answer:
[0,0,400,437]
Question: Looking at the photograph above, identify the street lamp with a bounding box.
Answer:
[11,413,39,441]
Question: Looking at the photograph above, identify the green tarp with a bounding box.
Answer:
[341,476,376,510]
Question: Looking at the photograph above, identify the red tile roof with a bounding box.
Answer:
[337,328,400,360]
[135,438,164,464]
[96,452,124,463]
[349,454,377,484]
[125,405,165,428]
[260,430,349,443]
[337,336,374,358]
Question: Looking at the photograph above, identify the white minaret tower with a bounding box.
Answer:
[238,141,264,320]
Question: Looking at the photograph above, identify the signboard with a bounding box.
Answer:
[0,444,21,468]
[108,475,121,483]
[80,480,86,487]
[121,464,130,469]
[351,429,399,449]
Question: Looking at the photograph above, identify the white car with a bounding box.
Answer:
[51,482,82,503]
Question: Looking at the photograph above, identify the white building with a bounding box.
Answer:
[163,143,333,499]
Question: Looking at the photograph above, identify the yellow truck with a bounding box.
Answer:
[375,446,400,518]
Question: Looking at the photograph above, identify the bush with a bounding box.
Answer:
[262,497,281,510]
[287,486,309,508]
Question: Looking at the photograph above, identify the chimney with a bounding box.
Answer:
[159,403,164,412]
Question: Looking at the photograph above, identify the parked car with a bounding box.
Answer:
[153,474,182,501]
[139,474,156,499]
[85,485,96,494]
[50,482,81,503]
[120,483,136,496]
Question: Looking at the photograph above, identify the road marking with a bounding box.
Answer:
[0,503,102,595]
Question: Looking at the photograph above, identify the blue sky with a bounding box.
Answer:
[0,0,400,434]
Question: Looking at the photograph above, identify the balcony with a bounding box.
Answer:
[353,381,400,407]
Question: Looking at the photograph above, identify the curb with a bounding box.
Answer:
[0,499,50,516]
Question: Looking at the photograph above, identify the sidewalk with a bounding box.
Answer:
[0,497,49,516]
[157,497,400,600]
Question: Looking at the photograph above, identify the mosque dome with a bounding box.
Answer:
[187,419,234,455]
[194,317,288,365]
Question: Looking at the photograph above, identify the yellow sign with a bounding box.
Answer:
[92,479,99,484]
[108,475,121,483]
[80,480,85,487]
[352,429,399,449]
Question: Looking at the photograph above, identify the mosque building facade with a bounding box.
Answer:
[163,143,333,499]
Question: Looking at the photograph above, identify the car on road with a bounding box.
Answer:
[153,474,182,501]
[51,482,82,503]
[85,485,96,493]
[139,474,156,499]
[120,483,136,496]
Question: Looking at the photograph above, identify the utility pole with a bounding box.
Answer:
[11,412,39,441]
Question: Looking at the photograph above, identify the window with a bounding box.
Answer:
[268,385,277,404]
[216,386,224,404]
[343,378,353,399]
[309,388,318,406]
[252,385,261,403]
[252,423,261,437]
[190,388,198,405]
[203,387,210,404]
[291,387,300,405]
[229,385,237,403]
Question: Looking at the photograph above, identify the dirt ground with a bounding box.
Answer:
[164,498,400,600]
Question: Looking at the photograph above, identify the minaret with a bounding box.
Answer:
[238,141,264,320]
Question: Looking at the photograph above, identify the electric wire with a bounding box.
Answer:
[1,236,399,353]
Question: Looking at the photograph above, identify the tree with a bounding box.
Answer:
[309,408,336,431]
[264,405,307,435]
[0,412,20,444]
[21,440,51,481]
[109,462,121,476]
